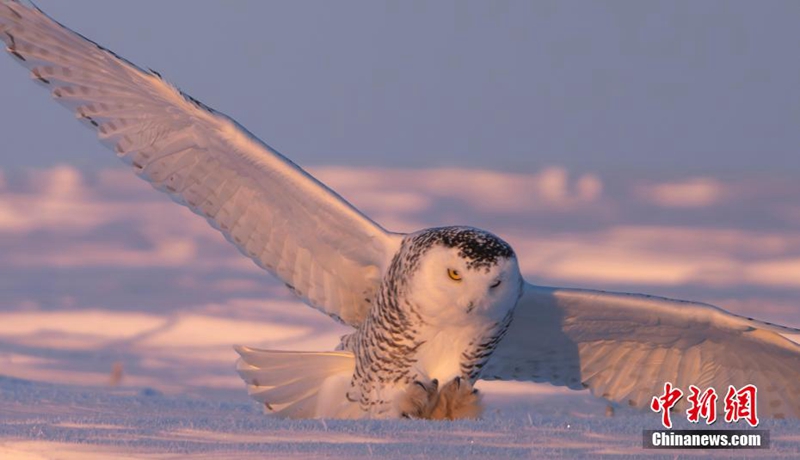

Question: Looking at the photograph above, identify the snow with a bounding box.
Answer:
[1,166,799,458]
[2,374,799,458]
[2,300,799,458]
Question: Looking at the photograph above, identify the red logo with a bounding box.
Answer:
[651,382,683,429]
[651,383,759,428]
[686,385,718,424]
[724,384,759,427]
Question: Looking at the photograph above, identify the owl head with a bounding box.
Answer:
[398,226,523,325]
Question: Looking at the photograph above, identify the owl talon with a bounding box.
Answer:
[429,376,483,420]
[414,378,438,391]
[398,378,439,419]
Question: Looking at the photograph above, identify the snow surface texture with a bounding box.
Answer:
[2,375,799,459]
[1,167,799,458]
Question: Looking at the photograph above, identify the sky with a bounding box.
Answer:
[1,0,800,175]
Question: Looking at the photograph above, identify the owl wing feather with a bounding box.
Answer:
[1,0,403,326]
[483,282,800,418]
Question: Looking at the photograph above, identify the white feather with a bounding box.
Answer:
[484,283,800,418]
[235,346,357,419]
[0,1,403,327]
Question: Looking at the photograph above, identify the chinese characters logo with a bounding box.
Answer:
[650,382,759,429]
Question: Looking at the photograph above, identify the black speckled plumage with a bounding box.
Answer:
[409,226,514,272]
[340,226,517,414]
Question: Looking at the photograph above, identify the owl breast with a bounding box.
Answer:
[410,322,492,384]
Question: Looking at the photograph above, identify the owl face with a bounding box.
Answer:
[405,228,523,325]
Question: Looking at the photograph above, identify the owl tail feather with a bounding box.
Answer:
[234,345,361,419]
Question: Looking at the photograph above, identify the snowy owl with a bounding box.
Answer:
[3,1,800,421]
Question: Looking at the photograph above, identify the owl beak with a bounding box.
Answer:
[466,301,475,314]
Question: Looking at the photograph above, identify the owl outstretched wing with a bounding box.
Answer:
[483,282,800,418]
[1,1,403,326]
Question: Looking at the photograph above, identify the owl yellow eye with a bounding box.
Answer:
[447,268,462,281]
